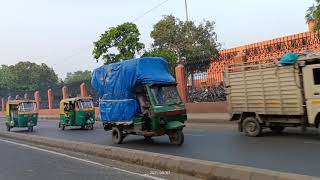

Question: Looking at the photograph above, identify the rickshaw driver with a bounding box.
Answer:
[136,87,152,131]
[64,103,70,123]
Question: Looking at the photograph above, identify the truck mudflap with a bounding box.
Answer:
[166,121,185,130]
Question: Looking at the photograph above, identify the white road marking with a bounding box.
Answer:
[303,141,320,145]
[184,133,205,137]
[0,138,165,180]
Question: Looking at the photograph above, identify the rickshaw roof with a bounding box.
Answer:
[60,97,93,103]
[7,100,36,105]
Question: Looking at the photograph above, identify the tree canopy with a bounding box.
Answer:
[92,22,145,64]
[0,61,59,97]
[306,0,320,31]
[64,70,92,85]
[150,15,220,73]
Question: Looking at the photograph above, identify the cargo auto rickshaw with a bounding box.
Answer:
[5,100,38,132]
[59,97,95,130]
[92,57,187,145]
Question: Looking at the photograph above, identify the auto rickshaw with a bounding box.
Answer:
[92,57,187,145]
[59,97,95,130]
[5,100,38,132]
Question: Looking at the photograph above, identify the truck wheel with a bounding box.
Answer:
[112,127,124,144]
[169,130,184,146]
[270,126,285,133]
[242,117,262,137]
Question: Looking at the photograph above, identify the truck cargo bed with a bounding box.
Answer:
[225,61,304,115]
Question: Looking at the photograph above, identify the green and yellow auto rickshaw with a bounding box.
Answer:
[5,100,38,132]
[59,97,95,130]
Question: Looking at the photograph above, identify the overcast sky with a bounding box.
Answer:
[0,0,315,78]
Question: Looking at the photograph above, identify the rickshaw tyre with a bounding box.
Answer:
[144,136,152,141]
[28,126,33,132]
[112,127,124,144]
[169,130,184,146]
[89,124,94,130]
[6,125,11,132]
[62,125,65,131]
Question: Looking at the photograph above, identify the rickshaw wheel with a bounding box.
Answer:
[6,124,11,132]
[144,136,152,141]
[58,122,61,128]
[112,127,124,144]
[62,125,65,131]
[28,126,33,132]
[89,124,94,130]
[169,130,184,146]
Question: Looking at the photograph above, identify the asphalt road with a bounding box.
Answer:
[2,119,320,177]
[0,139,158,180]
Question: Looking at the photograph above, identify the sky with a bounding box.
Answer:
[0,0,315,79]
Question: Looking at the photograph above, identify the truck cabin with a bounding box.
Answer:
[148,84,182,106]
[135,86,151,115]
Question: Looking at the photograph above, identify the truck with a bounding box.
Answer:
[225,51,320,136]
[92,57,187,145]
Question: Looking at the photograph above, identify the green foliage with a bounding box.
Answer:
[142,49,177,76]
[93,22,145,64]
[0,61,59,96]
[306,0,320,31]
[150,15,220,73]
[64,70,92,85]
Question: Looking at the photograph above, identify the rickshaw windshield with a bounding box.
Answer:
[19,102,36,112]
[150,85,182,106]
[78,100,94,109]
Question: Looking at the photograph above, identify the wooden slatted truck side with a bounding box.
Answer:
[225,53,320,136]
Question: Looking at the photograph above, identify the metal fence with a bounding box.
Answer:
[184,31,320,102]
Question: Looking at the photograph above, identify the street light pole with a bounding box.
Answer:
[185,0,189,21]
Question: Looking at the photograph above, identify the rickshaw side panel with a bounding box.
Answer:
[75,110,95,126]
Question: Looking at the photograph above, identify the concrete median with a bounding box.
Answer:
[0,131,317,180]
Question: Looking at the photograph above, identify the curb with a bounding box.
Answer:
[0,131,317,180]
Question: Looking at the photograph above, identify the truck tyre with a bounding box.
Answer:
[242,117,262,137]
[169,130,184,146]
[270,126,285,133]
[112,127,124,144]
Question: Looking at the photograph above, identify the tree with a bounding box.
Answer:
[306,0,320,31]
[150,15,220,82]
[0,61,59,97]
[93,22,145,64]
[142,49,177,76]
[64,70,92,85]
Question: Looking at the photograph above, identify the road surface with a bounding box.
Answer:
[0,138,166,180]
[1,119,320,177]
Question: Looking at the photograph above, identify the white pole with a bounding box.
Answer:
[185,0,189,21]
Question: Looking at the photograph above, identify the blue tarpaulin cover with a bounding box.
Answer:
[91,57,175,123]
[279,52,300,65]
